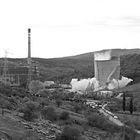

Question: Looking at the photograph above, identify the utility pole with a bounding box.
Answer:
[3,50,8,84]
[2,49,13,85]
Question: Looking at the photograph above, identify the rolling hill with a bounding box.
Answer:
[1,48,140,84]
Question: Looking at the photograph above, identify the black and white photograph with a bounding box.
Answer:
[0,0,140,139]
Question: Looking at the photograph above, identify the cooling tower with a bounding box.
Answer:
[94,50,120,87]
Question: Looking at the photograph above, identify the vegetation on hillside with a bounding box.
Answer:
[1,49,140,139]
[120,53,140,84]
[0,82,140,139]
[1,50,140,84]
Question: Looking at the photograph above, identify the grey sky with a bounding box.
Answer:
[0,0,140,58]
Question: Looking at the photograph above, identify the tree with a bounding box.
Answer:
[59,111,69,120]
[123,93,126,111]
[129,97,133,114]
[29,80,44,94]
[20,101,39,121]
[41,106,58,121]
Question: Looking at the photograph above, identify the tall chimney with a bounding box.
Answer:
[27,28,32,92]
[28,28,31,59]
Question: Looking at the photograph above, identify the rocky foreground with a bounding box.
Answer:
[0,109,106,140]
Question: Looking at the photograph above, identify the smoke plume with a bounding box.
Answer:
[70,76,133,94]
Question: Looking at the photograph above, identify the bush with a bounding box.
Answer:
[87,113,104,127]
[59,111,69,120]
[133,96,140,112]
[55,126,81,140]
[125,119,140,131]
[121,126,138,140]
[56,99,62,107]
[108,100,122,112]
[0,97,13,110]
[22,97,30,103]
[41,106,58,121]
[73,103,81,113]
[19,101,39,121]
[37,89,53,99]
[105,133,123,140]
[7,96,19,109]
[87,113,121,132]
[37,97,50,109]
[0,83,12,96]
[70,115,87,126]
[12,87,27,98]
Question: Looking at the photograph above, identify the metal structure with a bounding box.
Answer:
[0,28,39,87]
[3,50,8,84]
[0,50,20,86]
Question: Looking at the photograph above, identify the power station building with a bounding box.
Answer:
[0,63,38,87]
[0,65,28,86]
[0,28,39,87]
[94,50,120,87]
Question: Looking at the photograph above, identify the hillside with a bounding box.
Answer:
[32,48,140,83]
[1,48,140,84]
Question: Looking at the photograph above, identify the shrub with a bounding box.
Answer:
[105,133,123,140]
[87,113,121,132]
[19,101,39,121]
[55,126,81,140]
[73,103,81,113]
[133,96,140,112]
[22,97,30,103]
[121,126,138,140]
[37,89,52,98]
[12,87,27,98]
[125,119,140,131]
[56,99,62,107]
[0,83,12,96]
[37,97,50,109]
[87,113,104,127]
[51,89,63,99]
[0,98,13,110]
[41,106,58,121]
[59,111,69,120]
[7,96,19,109]
[108,100,122,112]
[70,115,87,126]
[105,122,121,133]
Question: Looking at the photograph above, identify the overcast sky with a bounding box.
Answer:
[0,0,140,58]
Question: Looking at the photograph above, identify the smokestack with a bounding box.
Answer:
[27,28,32,92]
[28,28,31,58]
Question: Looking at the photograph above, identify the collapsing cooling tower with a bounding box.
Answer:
[94,50,120,87]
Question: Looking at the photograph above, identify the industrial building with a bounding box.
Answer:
[0,61,39,87]
[0,28,39,87]
[0,65,28,86]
